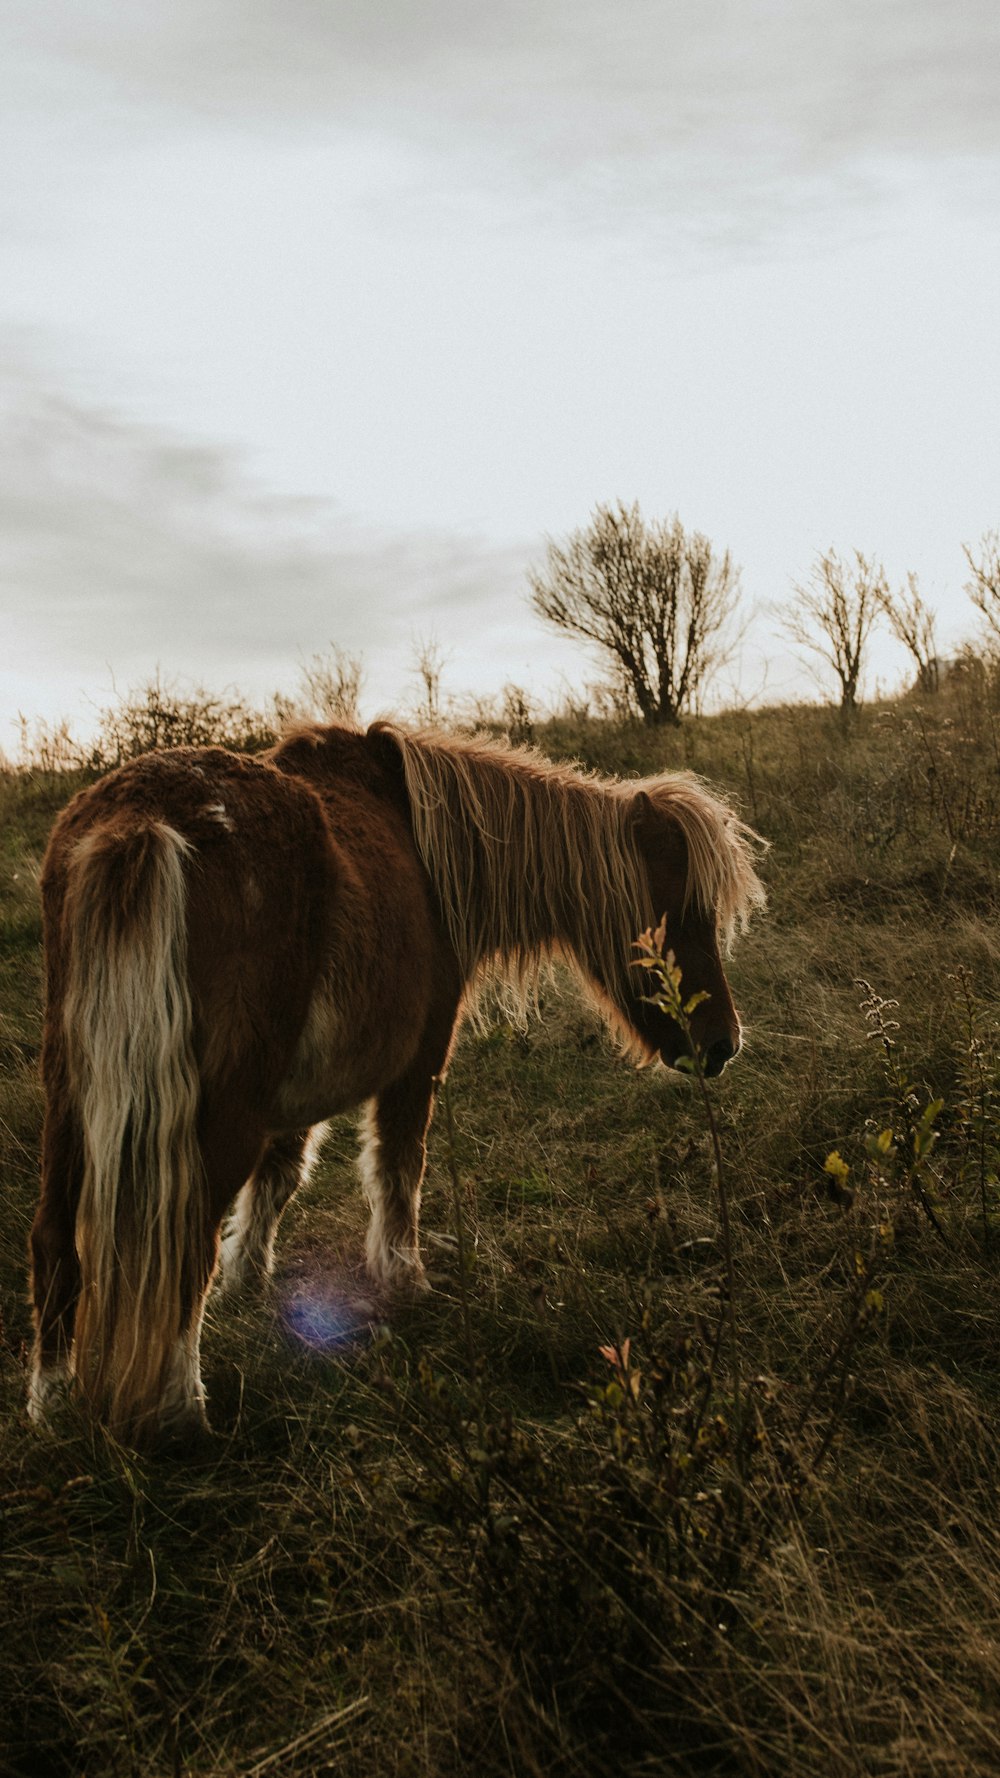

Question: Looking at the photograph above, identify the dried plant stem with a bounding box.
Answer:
[693,1060,745,1473]
[438,1076,480,1398]
[635,926,745,1476]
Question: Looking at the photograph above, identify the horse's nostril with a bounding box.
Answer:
[704,1036,739,1077]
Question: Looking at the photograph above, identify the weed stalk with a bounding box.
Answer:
[634,920,745,1475]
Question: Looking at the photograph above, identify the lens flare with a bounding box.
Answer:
[280,1277,375,1353]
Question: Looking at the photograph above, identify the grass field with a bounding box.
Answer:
[3,684,1000,1776]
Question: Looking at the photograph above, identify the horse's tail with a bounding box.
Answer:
[63,819,203,1442]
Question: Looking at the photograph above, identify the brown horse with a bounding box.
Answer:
[28,721,764,1444]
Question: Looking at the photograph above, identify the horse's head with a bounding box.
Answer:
[625,783,765,1077]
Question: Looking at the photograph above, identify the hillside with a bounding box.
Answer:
[2,686,1000,1777]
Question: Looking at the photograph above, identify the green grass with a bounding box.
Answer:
[4,688,1000,1774]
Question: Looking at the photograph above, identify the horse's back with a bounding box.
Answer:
[44,731,455,1120]
[44,748,337,1105]
[264,725,463,1112]
[266,724,446,961]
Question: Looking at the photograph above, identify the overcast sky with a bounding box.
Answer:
[3,0,999,743]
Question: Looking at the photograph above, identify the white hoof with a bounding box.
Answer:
[27,1362,72,1430]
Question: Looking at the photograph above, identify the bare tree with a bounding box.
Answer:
[964,531,1000,639]
[411,634,448,725]
[879,573,940,692]
[783,549,886,711]
[528,501,741,726]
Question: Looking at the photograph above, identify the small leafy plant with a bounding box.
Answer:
[633,916,744,1452]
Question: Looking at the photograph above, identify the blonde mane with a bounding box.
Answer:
[382,726,765,1015]
[629,770,768,951]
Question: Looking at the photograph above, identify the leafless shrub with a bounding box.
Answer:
[783,548,887,711]
[879,572,941,692]
[499,683,535,745]
[273,645,365,729]
[411,634,449,725]
[94,673,272,764]
[14,677,272,773]
[12,714,88,774]
[964,530,1000,641]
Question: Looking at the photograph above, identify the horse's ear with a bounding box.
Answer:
[632,788,681,864]
[631,788,659,844]
[272,726,323,768]
[365,722,405,781]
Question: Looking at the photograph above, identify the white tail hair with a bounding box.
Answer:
[64,821,204,1441]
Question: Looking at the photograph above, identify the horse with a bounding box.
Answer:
[28,720,765,1445]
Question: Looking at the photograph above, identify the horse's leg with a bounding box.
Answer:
[362,1011,459,1293]
[157,1104,268,1438]
[217,1126,321,1299]
[27,1098,82,1427]
[157,1226,217,1438]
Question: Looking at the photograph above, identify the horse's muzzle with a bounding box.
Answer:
[703,1035,740,1078]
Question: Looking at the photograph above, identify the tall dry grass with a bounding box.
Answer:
[3,669,1000,1773]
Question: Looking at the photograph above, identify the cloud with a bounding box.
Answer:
[0,367,563,730]
[4,0,999,251]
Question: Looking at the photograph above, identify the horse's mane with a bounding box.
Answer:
[377,724,765,1015]
[628,770,768,950]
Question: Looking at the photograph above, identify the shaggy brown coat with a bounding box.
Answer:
[29,721,764,1444]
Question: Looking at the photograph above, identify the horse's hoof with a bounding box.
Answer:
[26,1366,73,1432]
[214,1266,261,1303]
[368,1257,431,1297]
[156,1419,217,1463]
